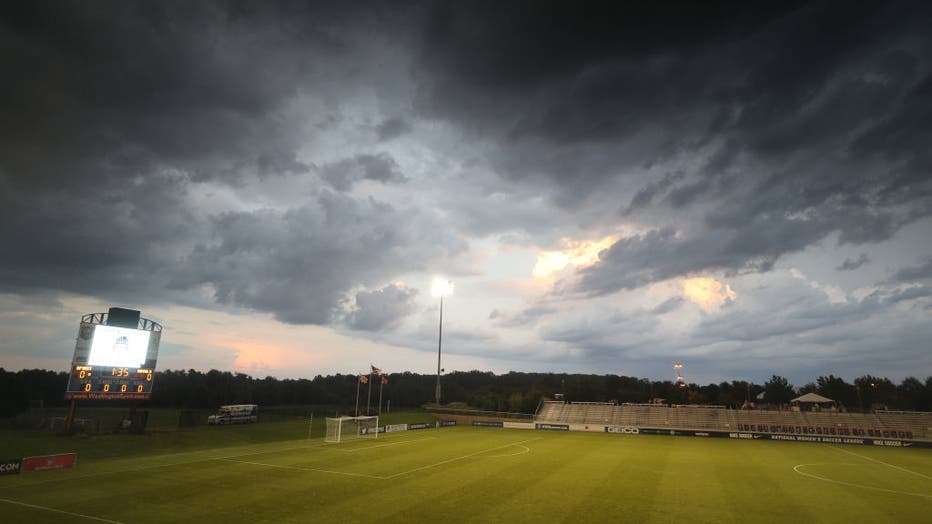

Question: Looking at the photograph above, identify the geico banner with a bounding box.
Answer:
[22,453,77,472]
[604,426,639,434]
[0,458,22,476]
[473,421,504,428]
[386,424,408,432]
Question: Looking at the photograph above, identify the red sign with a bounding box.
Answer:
[22,452,77,472]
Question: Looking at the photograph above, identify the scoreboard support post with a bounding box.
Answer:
[65,399,77,434]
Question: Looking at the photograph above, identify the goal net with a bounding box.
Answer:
[325,416,379,443]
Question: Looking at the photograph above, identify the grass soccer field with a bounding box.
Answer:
[1,425,930,523]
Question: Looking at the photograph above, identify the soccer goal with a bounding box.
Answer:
[325,416,379,443]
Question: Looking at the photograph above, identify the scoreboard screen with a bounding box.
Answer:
[65,315,161,400]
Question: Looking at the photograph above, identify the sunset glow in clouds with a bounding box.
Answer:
[533,236,617,279]
[682,278,737,312]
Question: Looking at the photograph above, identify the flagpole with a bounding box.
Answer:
[366,371,373,416]
[378,378,384,416]
[355,376,361,417]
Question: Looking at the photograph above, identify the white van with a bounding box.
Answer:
[208,404,258,425]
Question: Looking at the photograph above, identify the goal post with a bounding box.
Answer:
[325,416,379,443]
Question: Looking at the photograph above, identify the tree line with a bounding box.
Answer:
[1,367,930,418]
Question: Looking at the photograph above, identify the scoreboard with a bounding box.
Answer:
[65,311,162,400]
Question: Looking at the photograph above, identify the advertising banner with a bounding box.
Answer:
[604,426,640,434]
[0,458,22,476]
[22,453,77,472]
[386,424,408,432]
[535,423,570,431]
[638,428,729,438]
[408,422,436,430]
[729,432,932,448]
[472,421,504,427]
[440,420,457,427]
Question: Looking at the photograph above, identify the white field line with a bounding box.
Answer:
[0,498,129,523]
[485,444,531,458]
[792,464,932,499]
[828,445,932,481]
[384,437,543,479]
[343,437,436,453]
[218,437,542,480]
[217,458,385,479]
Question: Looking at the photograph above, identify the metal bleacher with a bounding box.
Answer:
[534,401,932,441]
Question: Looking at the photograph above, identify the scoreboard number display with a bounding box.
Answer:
[65,313,162,400]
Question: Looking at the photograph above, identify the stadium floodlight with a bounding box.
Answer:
[432,278,454,406]
[325,416,379,443]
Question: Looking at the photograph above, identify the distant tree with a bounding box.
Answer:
[853,375,896,409]
[897,377,927,411]
[798,382,818,395]
[763,375,795,405]
[817,375,857,409]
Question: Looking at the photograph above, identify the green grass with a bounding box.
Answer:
[1,425,930,523]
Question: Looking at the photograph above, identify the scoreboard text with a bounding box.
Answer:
[65,365,155,400]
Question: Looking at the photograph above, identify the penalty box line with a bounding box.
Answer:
[219,436,544,481]
[385,437,543,480]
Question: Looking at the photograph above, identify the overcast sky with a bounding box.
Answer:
[1,1,930,386]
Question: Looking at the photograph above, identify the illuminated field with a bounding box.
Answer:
[1,425,930,523]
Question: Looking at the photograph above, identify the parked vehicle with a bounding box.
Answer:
[207,404,258,425]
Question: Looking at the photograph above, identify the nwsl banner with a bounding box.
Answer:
[22,453,77,472]
[730,432,932,448]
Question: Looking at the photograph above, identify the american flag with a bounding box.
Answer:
[381,377,388,385]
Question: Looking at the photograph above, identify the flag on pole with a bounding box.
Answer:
[381,377,388,385]
[360,375,368,384]
[371,365,381,375]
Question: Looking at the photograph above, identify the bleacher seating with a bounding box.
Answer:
[534,401,931,441]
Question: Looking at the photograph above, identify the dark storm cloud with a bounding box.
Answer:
[320,153,407,191]
[890,257,932,283]
[412,1,932,290]
[345,283,419,331]
[0,1,439,320]
[623,171,685,215]
[837,254,870,272]
[376,117,414,141]
[167,190,464,325]
[489,305,558,328]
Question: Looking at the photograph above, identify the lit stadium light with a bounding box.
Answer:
[432,278,455,298]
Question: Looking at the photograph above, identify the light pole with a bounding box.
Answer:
[432,279,454,406]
